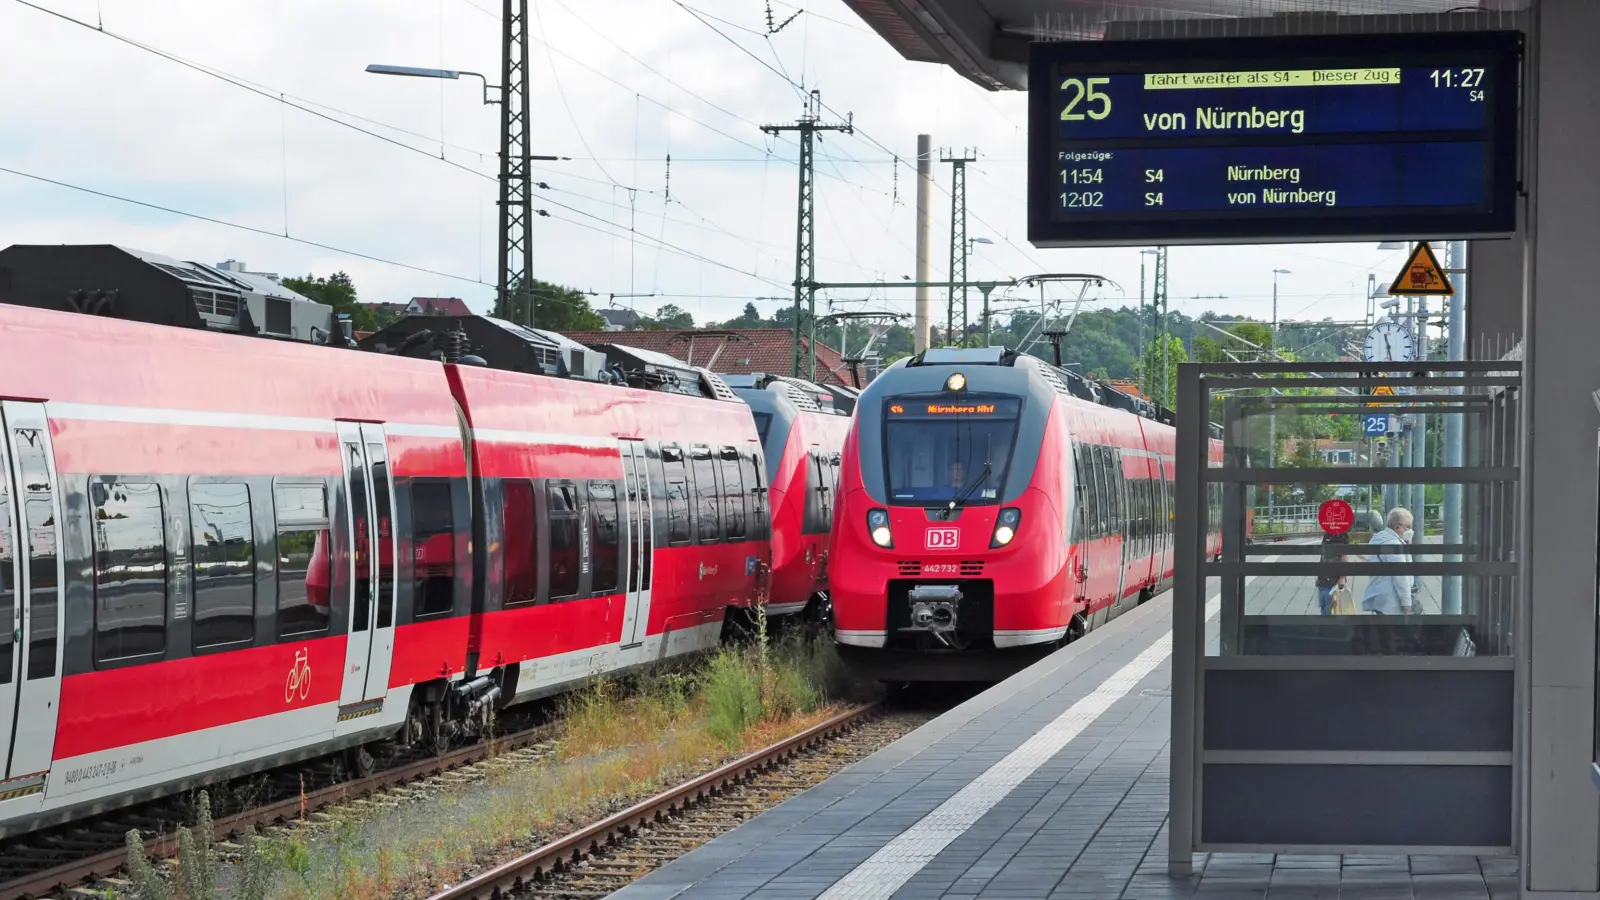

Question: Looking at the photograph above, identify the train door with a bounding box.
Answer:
[1069,442,1091,616]
[0,403,62,786]
[618,440,654,648]
[337,422,397,708]
[1155,457,1172,582]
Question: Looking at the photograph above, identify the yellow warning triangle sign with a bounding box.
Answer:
[1372,385,1395,396]
[1388,241,1454,296]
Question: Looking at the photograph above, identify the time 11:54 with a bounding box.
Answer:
[1060,168,1104,185]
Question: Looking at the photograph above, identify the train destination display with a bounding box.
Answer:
[1026,32,1520,247]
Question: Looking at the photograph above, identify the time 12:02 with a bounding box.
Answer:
[1060,168,1104,185]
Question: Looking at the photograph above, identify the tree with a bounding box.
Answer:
[282,271,375,332]
[716,302,764,329]
[502,278,605,331]
[1139,335,1187,409]
[642,303,695,330]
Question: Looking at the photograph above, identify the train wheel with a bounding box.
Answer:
[348,745,376,779]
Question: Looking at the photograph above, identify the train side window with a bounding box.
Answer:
[0,457,12,684]
[275,484,332,639]
[412,478,457,618]
[14,431,57,679]
[548,482,581,600]
[588,481,620,594]
[691,447,720,544]
[721,453,746,540]
[741,449,765,540]
[662,447,691,546]
[91,480,167,665]
[502,479,537,607]
[1089,446,1106,540]
[189,482,255,652]
[368,442,395,629]
[1073,445,1091,541]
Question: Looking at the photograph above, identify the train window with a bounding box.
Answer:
[345,443,371,633]
[721,455,746,540]
[368,442,395,629]
[91,480,167,665]
[0,457,10,684]
[741,449,766,540]
[502,479,537,607]
[413,479,457,618]
[588,481,620,594]
[14,431,57,679]
[691,449,720,544]
[189,482,255,652]
[275,484,332,639]
[662,448,691,546]
[548,482,581,599]
[752,411,773,443]
[1071,446,1089,541]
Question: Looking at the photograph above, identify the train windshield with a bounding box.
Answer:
[882,394,1021,506]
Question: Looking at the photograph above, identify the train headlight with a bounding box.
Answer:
[991,507,1022,548]
[867,509,893,548]
[945,372,966,392]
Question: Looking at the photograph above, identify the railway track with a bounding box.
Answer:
[0,720,559,900]
[425,703,934,900]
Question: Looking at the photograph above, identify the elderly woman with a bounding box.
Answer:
[1362,507,1416,616]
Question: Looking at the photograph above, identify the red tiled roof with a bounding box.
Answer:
[410,296,473,316]
[560,328,853,387]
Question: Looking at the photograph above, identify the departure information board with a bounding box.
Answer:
[1026,32,1521,247]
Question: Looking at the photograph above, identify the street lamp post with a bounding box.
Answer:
[367,59,561,325]
[1267,267,1291,532]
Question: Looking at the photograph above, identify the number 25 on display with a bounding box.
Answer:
[1060,77,1112,121]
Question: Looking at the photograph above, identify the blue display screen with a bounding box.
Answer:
[1026,33,1521,247]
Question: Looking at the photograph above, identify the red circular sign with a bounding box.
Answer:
[1318,499,1355,535]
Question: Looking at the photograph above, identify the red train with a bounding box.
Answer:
[828,346,1223,682]
[0,296,845,839]
[725,375,853,620]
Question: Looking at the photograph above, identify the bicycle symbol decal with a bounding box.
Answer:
[285,649,312,704]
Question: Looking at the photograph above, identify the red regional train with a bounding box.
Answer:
[829,346,1223,683]
[725,375,854,620]
[0,293,845,839]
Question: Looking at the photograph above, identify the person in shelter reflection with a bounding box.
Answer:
[1362,507,1415,616]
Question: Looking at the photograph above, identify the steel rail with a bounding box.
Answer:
[427,702,882,900]
[0,724,557,900]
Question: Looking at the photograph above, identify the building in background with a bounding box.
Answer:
[405,296,472,316]
[597,308,641,331]
[560,327,854,387]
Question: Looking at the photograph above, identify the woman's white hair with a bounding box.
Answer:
[1387,507,1414,530]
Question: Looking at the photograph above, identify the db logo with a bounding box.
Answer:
[925,527,960,550]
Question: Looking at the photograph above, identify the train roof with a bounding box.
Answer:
[721,372,852,415]
[898,346,1221,438]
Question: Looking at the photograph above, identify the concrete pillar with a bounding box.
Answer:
[1522,1,1600,894]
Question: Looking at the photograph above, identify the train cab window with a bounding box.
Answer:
[189,482,255,652]
[0,462,12,684]
[15,431,57,679]
[548,482,582,599]
[588,481,620,594]
[662,446,692,546]
[882,395,1020,506]
[720,451,746,541]
[752,411,773,443]
[413,479,457,618]
[275,484,332,639]
[690,447,720,544]
[803,451,835,536]
[91,480,167,665]
[502,479,537,607]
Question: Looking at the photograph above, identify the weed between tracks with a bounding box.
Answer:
[115,632,862,899]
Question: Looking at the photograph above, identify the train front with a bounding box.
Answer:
[830,349,1070,683]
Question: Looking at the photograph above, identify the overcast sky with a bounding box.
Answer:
[0,0,1412,332]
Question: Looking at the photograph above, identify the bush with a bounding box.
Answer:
[704,649,762,747]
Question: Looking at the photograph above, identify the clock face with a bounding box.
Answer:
[1363,323,1416,362]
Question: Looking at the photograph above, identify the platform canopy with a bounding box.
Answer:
[841,0,1526,90]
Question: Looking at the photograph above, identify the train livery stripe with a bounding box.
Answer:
[54,636,348,760]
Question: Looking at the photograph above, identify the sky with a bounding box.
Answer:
[0,0,1414,333]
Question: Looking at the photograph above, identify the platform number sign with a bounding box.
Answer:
[1363,413,1391,436]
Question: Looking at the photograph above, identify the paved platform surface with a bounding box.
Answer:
[610,582,1515,900]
